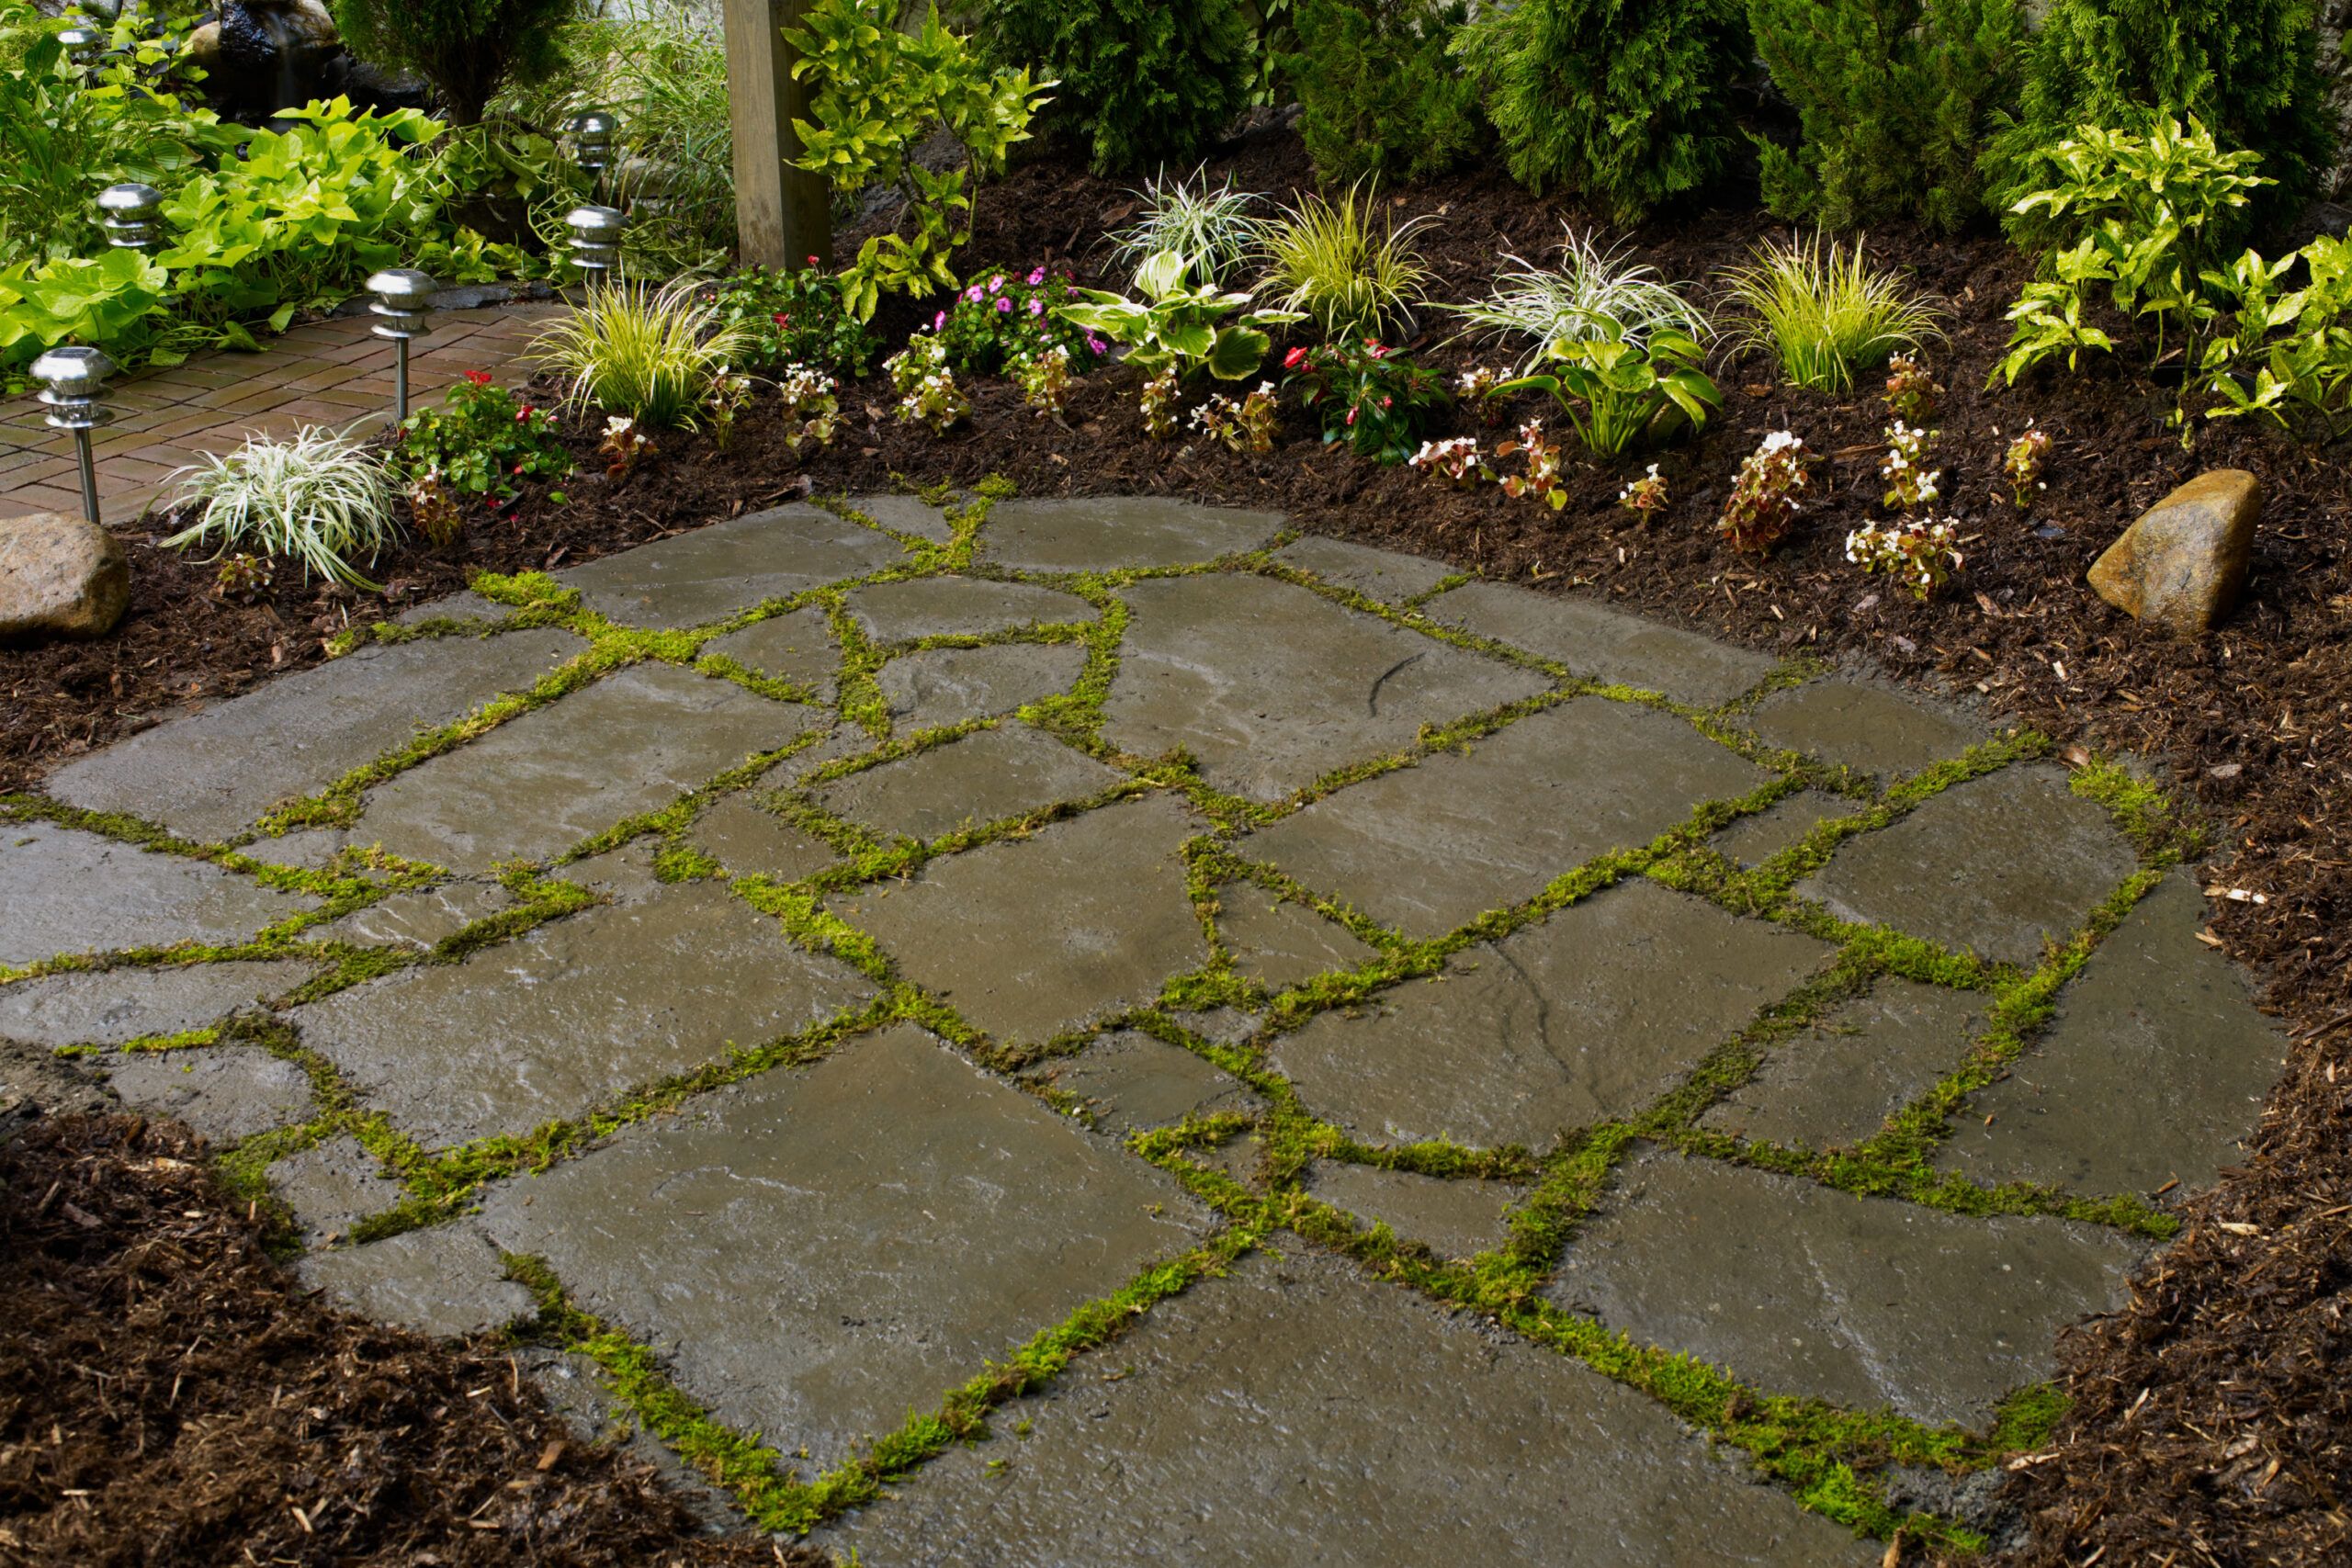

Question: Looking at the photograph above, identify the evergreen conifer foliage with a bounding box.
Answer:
[975,0,1257,174]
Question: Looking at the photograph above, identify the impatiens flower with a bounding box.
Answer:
[806,255,820,267]
[964,285,983,303]
[1283,346,1310,369]
[934,310,947,329]
[995,296,1013,312]
[1028,298,1045,316]
[989,275,1004,292]
[772,311,790,326]
[1026,266,1046,286]
[1087,334,1107,355]
[464,370,492,386]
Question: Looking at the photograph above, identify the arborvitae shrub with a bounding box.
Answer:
[1287,0,1483,185]
[1747,0,2025,232]
[1984,0,2335,232]
[975,0,1256,174]
[1452,0,1749,224]
[330,0,571,126]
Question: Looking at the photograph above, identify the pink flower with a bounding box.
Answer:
[1381,395,1393,408]
[1026,266,1046,286]
[934,310,947,329]
[772,311,789,326]
[806,254,820,267]
[964,285,982,302]
[989,275,1004,292]
[1027,298,1045,316]
[1346,407,1358,426]
[995,297,1012,313]
[1087,334,1107,355]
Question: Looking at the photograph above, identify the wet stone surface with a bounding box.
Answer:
[843,491,957,544]
[7,498,2212,1551]
[1550,1150,2145,1426]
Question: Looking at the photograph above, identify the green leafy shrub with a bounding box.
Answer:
[1984,0,2335,232]
[1058,247,1304,380]
[1503,328,1722,455]
[1746,0,2023,231]
[391,371,574,513]
[2199,235,2352,441]
[530,279,751,428]
[1282,337,1448,464]
[929,265,1107,376]
[977,0,1256,173]
[788,0,1052,318]
[1258,183,1436,342]
[0,248,173,370]
[705,266,880,378]
[1453,0,1747,222]
[1723,233,1945,392]
[163,428,401,590]
[1103,169,1267,289]
[331,0,571,127]
[1288,0,1483,185]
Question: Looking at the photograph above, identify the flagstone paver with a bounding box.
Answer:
[1548,1150,2147,1426]
[4,492,2292,1559]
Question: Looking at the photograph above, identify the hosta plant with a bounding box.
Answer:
[1880,422,1939,513]
[1718,430,1811,552]
[163,427,401,590]
[778,365,841,453]
[1847,516,1963,600]
[1282,337,1447,465]
[1500,327,1720,457]
[2198,234,2352,443]
[391,370,573,512]
[1057,248,1303,381]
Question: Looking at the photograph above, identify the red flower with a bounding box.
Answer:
[1283,346,1310,369]
[773,311,790,326]
[1381,395,1393,408]
[464,369,492,386]
[807,255,820,267]
[1345,407,1358,425]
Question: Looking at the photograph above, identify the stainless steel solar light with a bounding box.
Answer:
[567,109,618,199]
[565,205,626,289]
[96,182,164,252]
[365,267,437,422]
[31,346,116,526]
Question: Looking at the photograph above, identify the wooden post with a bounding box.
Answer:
[723,0,833,271]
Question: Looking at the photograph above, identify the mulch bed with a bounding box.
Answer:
[0,1111,824,1567]
[3,120,2348,1562]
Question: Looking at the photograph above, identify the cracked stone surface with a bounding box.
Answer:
[557,503,903,626]
[1244,699,1772,937]
[1549,1151,2146,1426]
[1272,879,1832,1147]
[12,497,2266,1552]
[1426,579,1777,706]
[879,642,1087,731]
[821,1243,1873,1566]
[296,878,876,1147]
[1103,574,1546,801]
[45,629,584,840]
[1938,875,2288,1197]
[834,795,1208,1045]
[477,1024,1209,1467]
[1800,765,2140,967]
[817,724,1125,841]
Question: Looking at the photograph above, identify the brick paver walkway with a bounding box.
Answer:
[0,302,565,519]
[0,496,2289,1562]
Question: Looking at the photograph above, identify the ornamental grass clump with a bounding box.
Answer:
[1449,227,1711,369]
[529,279,749,428]
[163,426,400,590]
[1258,181,1436,342]
[1717,430,1810,552]
[1724,232,1944,393]
[1102,168,1268,288]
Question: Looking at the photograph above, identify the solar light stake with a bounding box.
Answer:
[568,110,618,202]
[365,268,437,422]
[96,183,163,252]
[565,205,627,290]
[30,346,115,526]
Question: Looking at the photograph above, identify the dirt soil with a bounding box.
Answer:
[0,1110,827,1568]
[3,121,2348,1563]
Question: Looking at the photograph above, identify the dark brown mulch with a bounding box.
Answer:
[0,1111,823,1567]
[3,120,2348,1562]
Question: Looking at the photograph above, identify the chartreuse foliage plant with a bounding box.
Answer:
[1746,0,2023,232]
[1103,169,1267,290]
[1447,228,1712,371]
[1453,0,1747,222]
[1984,0,2334,234]
[1058,248,1304,381]
[1286,0,1483,185]
[2198,235,2352,443]
[163,429,401,591]
[977,0,1257,173]
[1724,234,1946,393]
[787,0,1052,319]
[529,279,750,428]
[1258,182,1436,343]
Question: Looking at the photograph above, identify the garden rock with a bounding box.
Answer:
[2087,470,2261,637]
[0,513,129,642]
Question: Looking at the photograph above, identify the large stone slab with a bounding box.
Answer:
[1273,880,1832,1148]
[981,498,1281,572]
[1798,765,2140,968]
[816,726,1126,841]
[699,607,837,696]
[1938,875,2287,1197]
[691,795,838,883]
[1703,980,1983,1151]
[1744,676,1987,780]
[319,883,513,951]
[104,1045,315,1145]
[834,795,1209,1045]
[1427,581,1777,707]
[299,1224,537,1338]
[557,504,903,626]
[1218,888,1378,989]
[477,1024,1208,1466]
[0,825,314,966]
[821,1243,1872,1567]
[1308,1162,1523,1260]
[307,663,811,873]
[1035,1029,1256,1135]
[1273,535,1455,604]
[842,576,1093,643]
[0,959,309,1045]
[879,644,1086,733]
[1102,575,1545,802]
[1244,701,1772,938]
[45,630,585,840]
[1713,791,1852,866]
[295,879,876,1147]
[843,492,956,544]
[269,1133,402,1242]
[1547,1151,2145,1426]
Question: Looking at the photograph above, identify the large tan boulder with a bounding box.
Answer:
[0,512,130,642]
[2087,470,2261,638]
